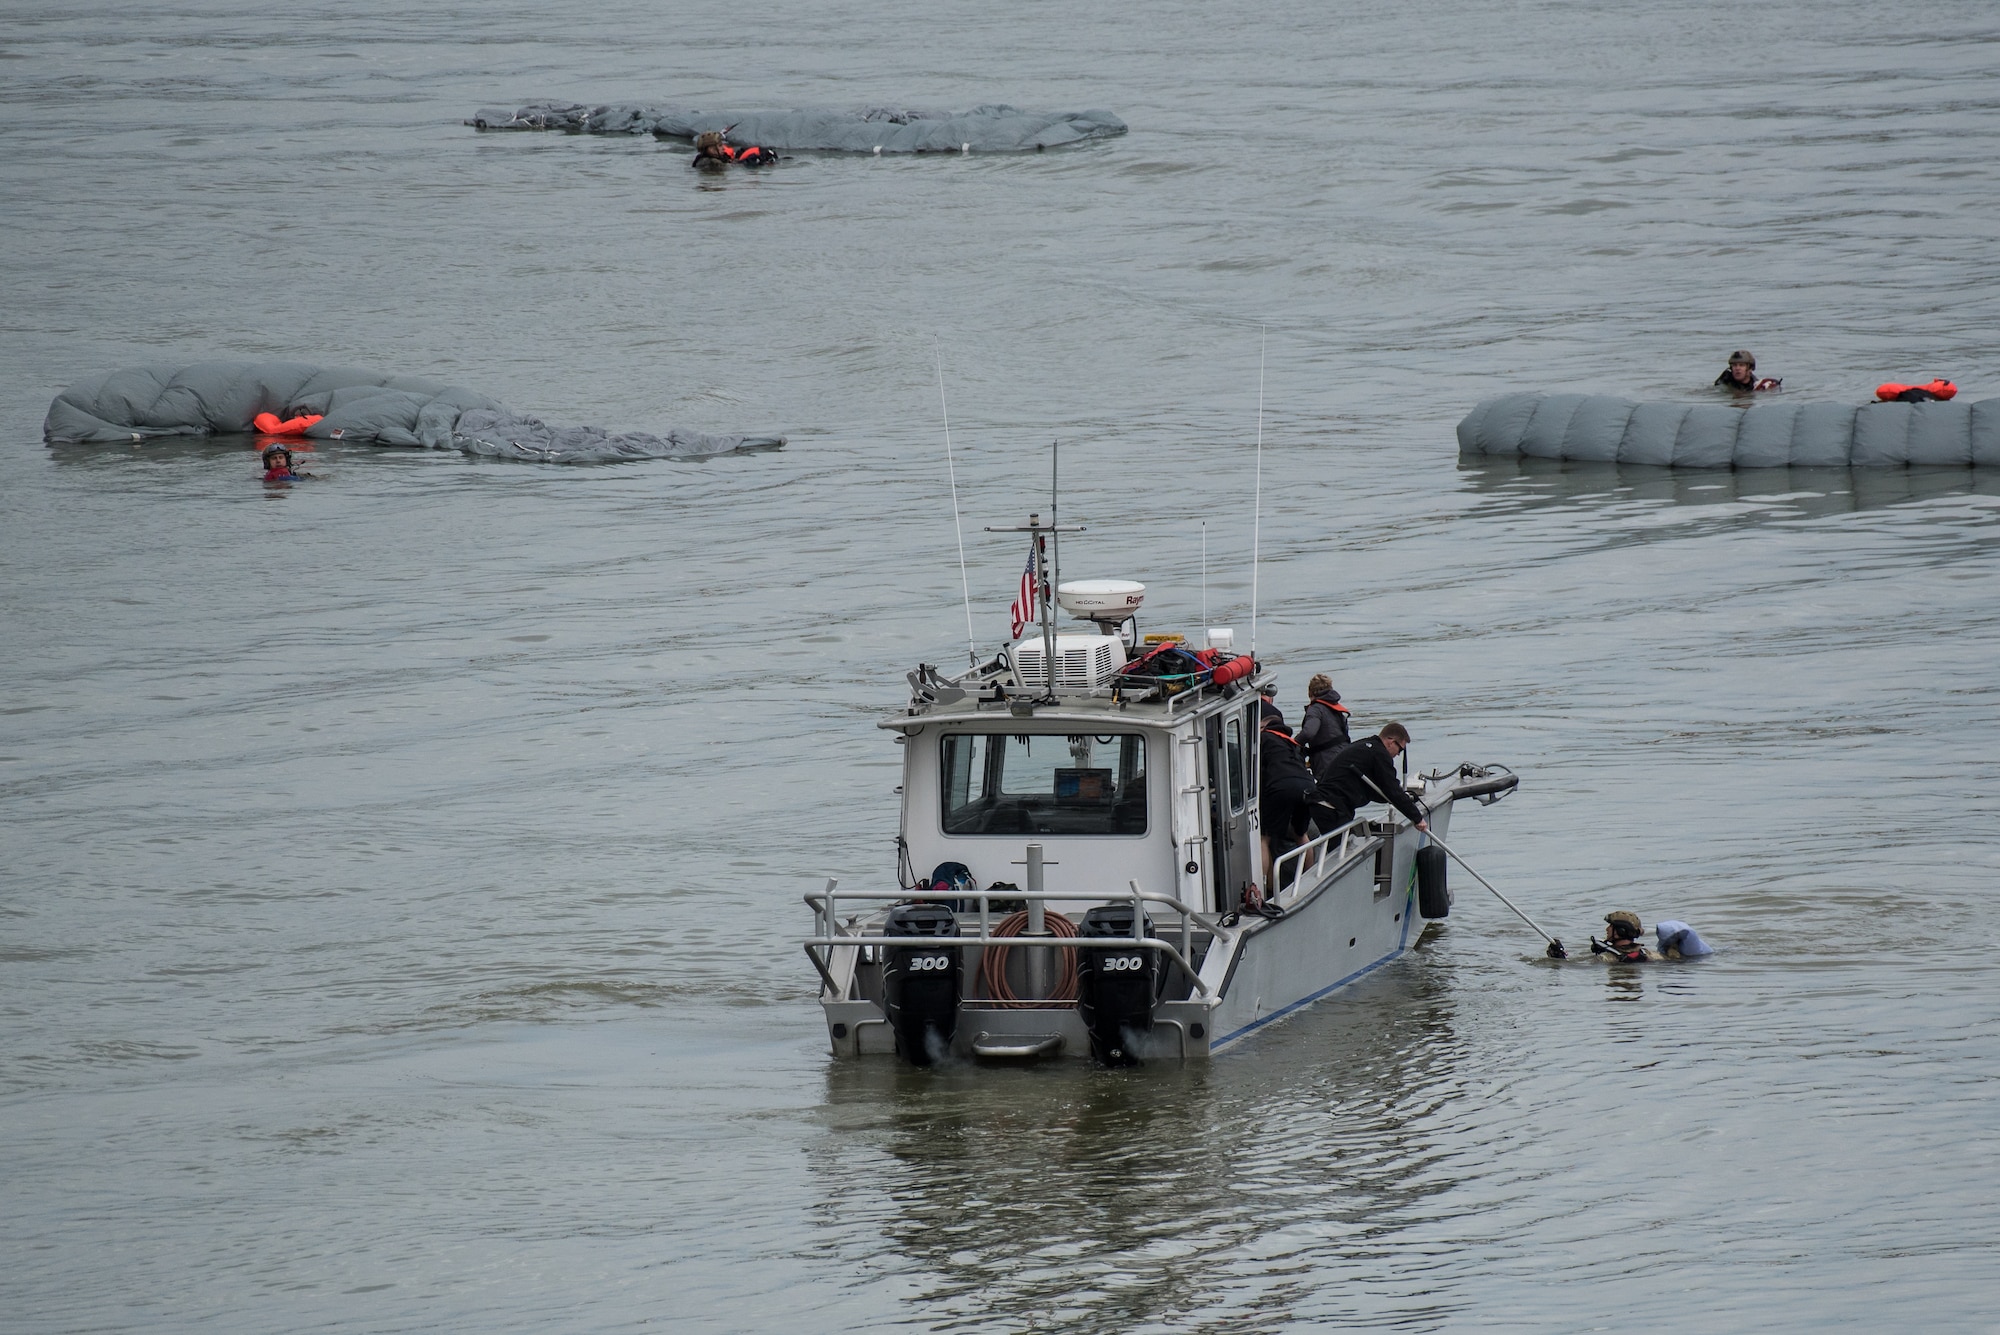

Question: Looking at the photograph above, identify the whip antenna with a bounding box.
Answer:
[1251,330,1266,655]
[1050,438,1061,601]
[935,339,977,667]
[1201,520,1208,631]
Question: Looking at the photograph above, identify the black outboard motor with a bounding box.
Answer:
[1077,904,1160,1066]
[882,903,961,1065]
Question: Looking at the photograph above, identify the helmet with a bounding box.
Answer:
[1604,910,1642,939]
[694,131,724,151]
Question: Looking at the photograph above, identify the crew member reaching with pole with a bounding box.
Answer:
[1311,722,1429,836]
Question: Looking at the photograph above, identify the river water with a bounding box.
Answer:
[4,1,1999,1330]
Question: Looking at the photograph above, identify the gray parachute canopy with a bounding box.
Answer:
[1458,392,2000,468]
[43,362,783,464]
[468,102,1127,153]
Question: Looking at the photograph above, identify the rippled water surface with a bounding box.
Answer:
[4,2,1999,1330]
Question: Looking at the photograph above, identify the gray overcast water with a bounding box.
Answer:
[3,1,1998,1331]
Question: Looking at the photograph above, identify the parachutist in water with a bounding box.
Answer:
[692,130,776,168]
[1715,350,1781,393]
[260,446,312,481]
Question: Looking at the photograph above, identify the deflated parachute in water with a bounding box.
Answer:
[1458,392,2000,468]
[43,362,783,464]
[467,101,1127,153]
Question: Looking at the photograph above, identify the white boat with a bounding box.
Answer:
[803,518,1517,1064]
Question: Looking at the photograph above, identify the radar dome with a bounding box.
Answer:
[1057,579,1145,623]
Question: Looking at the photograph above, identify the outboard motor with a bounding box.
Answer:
[882,903,961,1065]
[1077,904,1160,1066]
[1416,844,1451,919]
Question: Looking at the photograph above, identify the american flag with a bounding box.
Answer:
[1008,541,1039,639]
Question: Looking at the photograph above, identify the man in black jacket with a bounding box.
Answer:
[1312,722,1429,835]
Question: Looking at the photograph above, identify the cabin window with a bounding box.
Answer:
[940,732,1148,836]
[1223,716,1245,814]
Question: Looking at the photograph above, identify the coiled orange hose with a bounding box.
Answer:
[973,909,1079,1006]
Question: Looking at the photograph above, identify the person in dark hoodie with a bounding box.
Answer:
[1258,706,1319,889]
[1297,673,1351,782]
[1312,722,1429,835]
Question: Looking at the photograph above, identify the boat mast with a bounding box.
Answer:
[1035,514,1056,700]
[985,507,1084,703]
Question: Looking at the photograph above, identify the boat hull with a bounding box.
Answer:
[1205,799,1454,1052]
[815,798,1460,1062]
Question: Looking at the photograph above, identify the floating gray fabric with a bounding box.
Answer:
[43,362,783,464]
[467,102,1127,153]
[1458,392,2000,468]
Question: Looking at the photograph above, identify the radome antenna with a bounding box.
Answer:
[935,339,977,667]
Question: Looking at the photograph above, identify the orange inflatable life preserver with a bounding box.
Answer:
[253,412,324,435]
[1875,380,1957,402]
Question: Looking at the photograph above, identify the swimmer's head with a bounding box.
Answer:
[1604,910,1642,941]
[695,131,724,151]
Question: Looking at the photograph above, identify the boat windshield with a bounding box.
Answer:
[940,732,1147,836]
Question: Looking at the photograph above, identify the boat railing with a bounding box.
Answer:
[802,878,1223,998]
[1271,815,1376,905]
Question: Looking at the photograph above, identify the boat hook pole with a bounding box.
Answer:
[1423,829,1563,953]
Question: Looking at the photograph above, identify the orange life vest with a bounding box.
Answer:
[253,412,323,435]
[1875,380,1957,402]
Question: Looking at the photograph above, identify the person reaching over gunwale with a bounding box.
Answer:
[1311,722,1428,836]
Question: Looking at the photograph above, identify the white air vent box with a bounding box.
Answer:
[1012,633,1128,690]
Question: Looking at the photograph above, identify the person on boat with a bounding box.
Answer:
[1297,674,1351,782]
[1715,350,1781,393]
[692,130,777,168]
[1591,911,1656,962]
[1310,722,1429,836]
[1258,708,1318,888]
[260,445,311,481]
